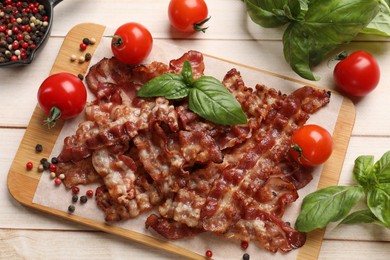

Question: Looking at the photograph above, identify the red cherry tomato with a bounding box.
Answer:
[333,51,380,97]
[37,72,87,128]
[290,125,333,167]
[168,0,210,33]
[111,22,153,66]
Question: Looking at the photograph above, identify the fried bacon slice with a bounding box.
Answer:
[56,51,331,253]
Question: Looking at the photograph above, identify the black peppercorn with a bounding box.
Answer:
[243,253,250,260]
[80,195,88,204]
[72,195,79,203]
[68,205,75,213]
[35,144,43,153]
[51,157,58,164]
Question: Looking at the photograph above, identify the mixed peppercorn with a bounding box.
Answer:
[0,0,49,63]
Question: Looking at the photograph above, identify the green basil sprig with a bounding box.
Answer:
[295,151,390,232]
[137,60,247,126]
[244,0,390,80]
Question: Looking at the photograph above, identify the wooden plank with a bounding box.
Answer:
[7,23,356,259]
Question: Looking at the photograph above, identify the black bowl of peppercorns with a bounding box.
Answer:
[0,0,62,67]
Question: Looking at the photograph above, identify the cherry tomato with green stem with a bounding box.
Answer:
[37,72,87,128]
[111,22,153,66]
[290,124,333,167]
[333,50,380,97]
[168,0,210,33]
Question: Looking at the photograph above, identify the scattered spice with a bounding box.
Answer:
[72,186,80,194]
[82,37,90,45]
[51,157,58,164]
[86,189,94,198]
[243,253,250,260]
[241,241,249,250]
[89,37,96,45]
[79,42,87,51]
[58,173,65,180]
[49,163,56,172]
[26,161,33,170]
[205,250,212,258]
[35,143,43,153]
[84,52,91,61]
[70,54,77,62]
[72,195,78,203]
[77,73,83,80]
[49,172,56,179]
[37,164,44,172]
[78,55,85,63]
[42,160,51,170]
[68,205,75,213]
[54,177,62,185]
[80,195,88,204]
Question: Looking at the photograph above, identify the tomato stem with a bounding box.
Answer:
[291,143,309,165]
[44,106,61,129]
[193,16,211,33]
[106,35,123,47]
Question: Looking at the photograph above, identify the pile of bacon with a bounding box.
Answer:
[55,51,330,253]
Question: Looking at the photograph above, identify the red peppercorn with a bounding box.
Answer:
[72,186,80,194]
[26,162,33,170]
[86,189,94,197]
[241,241,249,250]
[11,41,19,50]
[0,25,6,32]
[49,164,57,172]
[12,26,19,34]
[21,41,29,49]
[205,250,212,258]
[54,178,62,185]
[10,55,18,61]
[79,43,87,51]
[16,33,24,41]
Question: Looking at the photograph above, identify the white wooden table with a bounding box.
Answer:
[1,1,390,259]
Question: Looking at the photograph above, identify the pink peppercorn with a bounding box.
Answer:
[72,186,80,194]
[86,189,94,197]
[26,161,33,170]
[49,164,57,172]
[205,250,212,258]
[54,178,62,185]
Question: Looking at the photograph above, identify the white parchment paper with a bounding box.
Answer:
[33,27,343,260]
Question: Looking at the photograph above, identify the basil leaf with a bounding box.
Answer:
[374,151,390,183]
[367,183,390,227]
[340,209,379,225]
[244,0,290,28]
[363,0,390,36]
[182,60,194,85]
[285,0,309,21]
[283,0,380,80]
[295,186,364,232]
[362,10,390,36]
[137,73,189,100]
[189,76,247,125]
[353,155,375,187]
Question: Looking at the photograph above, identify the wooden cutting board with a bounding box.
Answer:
[7,23,356,260]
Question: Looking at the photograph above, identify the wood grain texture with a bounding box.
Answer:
[7,23,356,259]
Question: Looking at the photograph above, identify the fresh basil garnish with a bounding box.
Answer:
[137,60,247,126]
[295,186,364,232]
[137,74,189,100]
[340,209,379,225]
[296,150,390,232]
[367,183,390,227]
[244,0,390,80]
